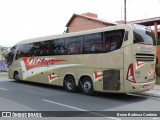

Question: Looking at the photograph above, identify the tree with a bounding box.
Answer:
[1,47,10,60]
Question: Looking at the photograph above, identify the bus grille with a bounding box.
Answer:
[136,53,154,61]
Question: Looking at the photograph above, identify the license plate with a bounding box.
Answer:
[143,84,149,89]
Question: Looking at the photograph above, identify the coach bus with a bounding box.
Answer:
[7,24,156,95]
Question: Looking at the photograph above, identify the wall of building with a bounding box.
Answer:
[68,16,107,32]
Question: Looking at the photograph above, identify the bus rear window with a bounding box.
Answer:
[133,25,156,46]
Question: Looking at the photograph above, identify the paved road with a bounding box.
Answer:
[0,76,160,120]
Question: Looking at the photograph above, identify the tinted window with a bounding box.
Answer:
[66,36,83,54]
[133,25,156,46]
[50,39,66,55]
[84,33,102,53]
[103,30,124,52]
[38,41,50,56]
[29,43,37,56]
[6,46,17,65]
[13,30,125,58]
[16,44,31,59]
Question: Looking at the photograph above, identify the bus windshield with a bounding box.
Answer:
[133,24,156,46]
[6,46,16,66]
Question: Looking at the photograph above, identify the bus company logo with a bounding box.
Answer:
[94,71,103,79]
[148,70,153,76]
[93,71,109,81]
[93,71,104,81]
[48,74,59,83]
[135,61,145,69]
[22,56,66,71]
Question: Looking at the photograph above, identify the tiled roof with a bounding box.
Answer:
[128,17,160,26]
[66,13,116,27]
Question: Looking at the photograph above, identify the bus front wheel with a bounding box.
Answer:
[81,77,94,95]
[64,76,77,93]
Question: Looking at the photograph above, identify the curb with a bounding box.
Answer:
[137,92,160,98]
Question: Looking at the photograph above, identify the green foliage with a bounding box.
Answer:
[156,64,160,84]
[156,77,160,85]
[1,47,10,60]
[157,39,160,45]
[156,64,160,77]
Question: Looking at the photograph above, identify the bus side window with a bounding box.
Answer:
[70,43,82,54]
[104,30,124,52]
[50,41,56,55]
[54,45,65,55]
[104,39,111,52]
[52,39,66,55]
[6,46,17,65]
[84,33,102,53]
[110,36,121,51]
[66,36,83,54]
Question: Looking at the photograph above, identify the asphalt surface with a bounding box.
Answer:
[0,76,160,120]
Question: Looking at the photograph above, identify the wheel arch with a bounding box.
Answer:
[78,75,94,88]
[63,73,77,86]
[13,70,19,79]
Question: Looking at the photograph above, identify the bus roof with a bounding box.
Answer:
[15,24,131,45]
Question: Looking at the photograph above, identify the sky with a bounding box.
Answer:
[0,0,160,47]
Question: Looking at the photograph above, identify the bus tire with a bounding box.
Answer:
[64,75,77,93]
[14,71,21,82]
[81,77,94,95]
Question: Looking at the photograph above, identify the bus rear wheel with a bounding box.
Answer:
[64,76,77,93]
[81,77,94,95]
[14,72,20,82]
